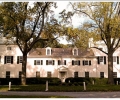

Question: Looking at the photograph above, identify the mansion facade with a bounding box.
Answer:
[0,37,120,82]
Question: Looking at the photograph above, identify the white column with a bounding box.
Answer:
[45,81,48,91]
[83,82,86,90]
[9,82,11,90]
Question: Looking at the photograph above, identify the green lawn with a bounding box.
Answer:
[1,84,120,92]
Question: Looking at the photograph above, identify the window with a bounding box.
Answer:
[34,60,43,65]
[99,56,103,62]
[47,72,51,77]
[97,56,106,64]
[36,71,40,78]
[74,49,78,56]
[113,56,117,62]
[72,60,80,65]
[113,56,119,64]
[58,60,66,65]
[100,72,104,78]
[85,72,89,78]
[46,60,54,65]
[7,47,11,50]
[6,71,10,78]
[4,56,13,64]
[47,49,50,55]
[113,72,117,78]
[83,60,91,66]
[74,72,78,77]
[19,71,22,78]
[46,47,52,55]
[17,56,23,64]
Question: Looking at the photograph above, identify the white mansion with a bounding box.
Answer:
[0,37,120,82]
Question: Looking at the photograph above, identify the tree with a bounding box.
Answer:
[63,26,95,48]
[60,2,120,84]
[0,2,57,85]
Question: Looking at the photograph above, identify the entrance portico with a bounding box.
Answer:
[58,66,68,82]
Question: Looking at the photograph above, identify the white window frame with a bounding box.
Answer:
[46,47,51,55]
[73,48,78,56]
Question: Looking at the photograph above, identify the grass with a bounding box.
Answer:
[1,84,120,92]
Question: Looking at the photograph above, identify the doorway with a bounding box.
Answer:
[59,71,66,82]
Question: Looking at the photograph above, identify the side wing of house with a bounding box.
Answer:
[0,45,22,78]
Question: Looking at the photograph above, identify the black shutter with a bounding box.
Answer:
[41,60,43,65]
[89,60,91,66]
[17,56,19,64]
[64,60,66,65]
[11,56,13,64]
[78,60,80,65]
[4,56,6,64]
[58,60,60,65]
[53,60,54,65]
[117,56,119,64]
[34,60,36,65]
[83,60,84,66]
[46,60,48,65]
[97,57,100,64]
[104,56,106,64]
[72,60,74,65]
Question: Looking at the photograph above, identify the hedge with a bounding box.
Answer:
[0,77,61,85]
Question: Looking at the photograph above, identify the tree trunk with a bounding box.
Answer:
[21,52,27,85]
[107,51,114,84]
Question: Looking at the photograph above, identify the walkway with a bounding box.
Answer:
[0,91,120,98]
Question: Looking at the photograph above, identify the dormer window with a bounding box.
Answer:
[46,47,51,55]
[74,49,77,55]
[47,49,50,55]
[73,48,78,56]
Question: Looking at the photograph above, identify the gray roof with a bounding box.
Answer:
[28,48,95,58]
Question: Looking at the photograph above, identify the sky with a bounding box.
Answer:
[52,1,85,28]
[51,1,86,44]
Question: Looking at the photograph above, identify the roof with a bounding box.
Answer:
[28,47,95,58]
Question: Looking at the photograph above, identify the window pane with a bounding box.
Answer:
[36,71,40,78]
[99,56,103,62]
[36,60,40,65]
[100,72,104,78]
[113,56,116,62]
[19,56,23,63]
[6,56,11,63]
[74,49,77,55]
[7,47,11,50]
[85,72,89,78]
[47,49,50,55]
[6,71,10,78]
[84,61,88,65]
[113,72,117,78]
[19,71,22,78]
[47,72,51,77]
[74,72,78,77]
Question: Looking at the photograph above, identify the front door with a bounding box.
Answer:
[60,72,66,82]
